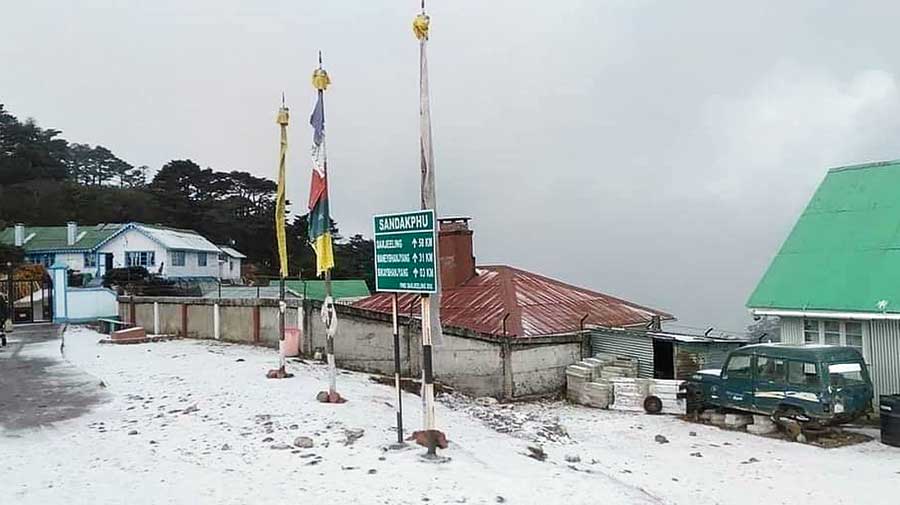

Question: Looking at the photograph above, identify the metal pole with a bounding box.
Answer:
[392,293,403,443]
[325,269,336,395]
[279,275,286,371]
[421,295,436,436]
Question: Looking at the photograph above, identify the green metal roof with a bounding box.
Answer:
[268,279,371,301]
[0,224,123,252]
[748,159,900,314]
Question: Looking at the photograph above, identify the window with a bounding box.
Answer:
[126,251,155,267]
[787,361,818,386]
[198,252,208,267]
[823,321,841,345]
[756,356,786,381]
[845,322,863,350]
[803,319,819,343]
[171,251,185,267]
[723,354,752,379]
[827,363,866,386]
[229,260,234,272]
[84,253,97,268]
[27,253,55,267]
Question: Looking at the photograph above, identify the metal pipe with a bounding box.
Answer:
[502,312,511,336]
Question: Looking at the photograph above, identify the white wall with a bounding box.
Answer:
[220,257,242,282]
[97,228,219,278]
[67,287,118,321]
[55,252,87,271]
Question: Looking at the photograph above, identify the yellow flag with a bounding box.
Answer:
[275,106,289,277]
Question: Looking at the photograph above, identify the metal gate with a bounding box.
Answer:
[3,271,53,324]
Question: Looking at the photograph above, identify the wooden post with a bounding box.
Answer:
[181,304,188,338]
[153,302,159,335]
[253,305,260,344]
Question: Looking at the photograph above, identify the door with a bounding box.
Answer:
[104,253,114,270]
[753,355,787,413]
[652,339,675,379]
[722,354,754,410]
[784,359,823,418]
[721,353,754,411]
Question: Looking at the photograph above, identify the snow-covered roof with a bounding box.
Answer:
[137,225,221,253]
[218,246,247,259]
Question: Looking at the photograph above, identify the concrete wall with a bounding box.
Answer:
[67,288,117,322]
[120,296,584,400]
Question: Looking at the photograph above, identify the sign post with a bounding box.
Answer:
[374,209,437,446]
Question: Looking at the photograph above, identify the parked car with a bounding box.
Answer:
[683,344,873,426]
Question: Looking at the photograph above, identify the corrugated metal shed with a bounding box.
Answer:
[591,327,747,380]
[353,265,672,338]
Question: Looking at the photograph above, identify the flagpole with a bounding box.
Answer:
[413,0,446,459]
[311,52,343,403]
[267,93,293,380]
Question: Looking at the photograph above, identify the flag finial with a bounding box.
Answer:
[281,91,285,108]
[318,50,323,68]
[413,10,430,40]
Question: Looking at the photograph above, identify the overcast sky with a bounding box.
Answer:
[4,1,900,333]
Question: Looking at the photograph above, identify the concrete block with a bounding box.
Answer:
[709,413,727,426]
[112,326,146,341]
[724,413,752,429]
[747,422,778,435]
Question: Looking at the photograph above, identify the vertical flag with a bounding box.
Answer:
[275,103,290,278]
[414,10,443,342]
[308,66,334,276]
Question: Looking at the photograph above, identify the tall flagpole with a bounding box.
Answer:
[413,0,446,458]
[267,93,293,379]
[310,52,343,403]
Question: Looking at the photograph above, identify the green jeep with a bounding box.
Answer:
[684,344,873,426]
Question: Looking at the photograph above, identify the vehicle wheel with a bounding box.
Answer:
[644,395,663,415]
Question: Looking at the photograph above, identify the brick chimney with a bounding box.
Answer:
[438,217,476,288]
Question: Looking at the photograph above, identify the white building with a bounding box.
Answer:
[217,246,246,283]
[1,222,244,281]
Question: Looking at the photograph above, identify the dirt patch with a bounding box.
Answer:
[679,415,873,448]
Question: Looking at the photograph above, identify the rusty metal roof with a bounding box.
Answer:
[352,265,673,338]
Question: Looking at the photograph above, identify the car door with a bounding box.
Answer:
[753,355,786,414]
[721,353,754,411]
[785,359,823,419]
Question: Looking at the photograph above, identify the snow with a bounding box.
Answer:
[2,326,899,505]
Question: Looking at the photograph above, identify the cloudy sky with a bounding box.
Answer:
[4,1,900,333]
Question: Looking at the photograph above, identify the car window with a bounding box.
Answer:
[724,354,752,379]
[787,360,818,386]
[756,356,786,381]
[828,362,866,386]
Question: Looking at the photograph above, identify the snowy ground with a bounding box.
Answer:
[2,326,898,505]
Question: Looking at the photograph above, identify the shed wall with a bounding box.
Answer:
[590,329,654,378]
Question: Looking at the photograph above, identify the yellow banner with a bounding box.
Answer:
[275,107,290,277]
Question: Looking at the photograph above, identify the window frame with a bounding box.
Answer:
[125,251,156,268]
[171,251,186,267]
[722,354,752,380]
[198,252,208,267]
[801,319,866,356]
[84,253,97,268]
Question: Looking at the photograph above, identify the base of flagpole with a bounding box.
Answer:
[266,366,294,379]
[316,390,346,403]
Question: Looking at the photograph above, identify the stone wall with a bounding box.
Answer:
[118,296,586,400]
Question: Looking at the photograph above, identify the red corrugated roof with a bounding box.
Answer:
[352,265,673,337]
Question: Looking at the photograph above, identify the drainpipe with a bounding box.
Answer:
[501,312,511,336]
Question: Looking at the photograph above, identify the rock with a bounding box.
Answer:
[688,431,697,437]
[564,454,581,463]
[262,437,275,443]
[654,435,669,444]
[235,358,245,362]
[526,446,547,461]
[690,452,703,458]
[294,436,314,448]
[128,430,139,436]
[99,381,106,388]
[496,497,506,503]
[221,444,231,451]
[289,424,299,430]
[316,391,329,403]
[475,396,499,407]
[149,440,157,445]
[796,432,807,443]
[270,443,292,450]
[367,469,377,474]
[182,405,200,415]
[343,429,365,446]
[747,422,777,435]
[709,413,727,426]
[741,457,760,464]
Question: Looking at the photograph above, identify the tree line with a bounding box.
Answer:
[0,103,374,287]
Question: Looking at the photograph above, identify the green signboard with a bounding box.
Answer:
[373,209,437,293]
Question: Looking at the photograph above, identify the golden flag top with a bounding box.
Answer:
[413,13,430,40]
[275,105,290,278]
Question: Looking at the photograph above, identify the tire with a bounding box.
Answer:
[644,395,663,415]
